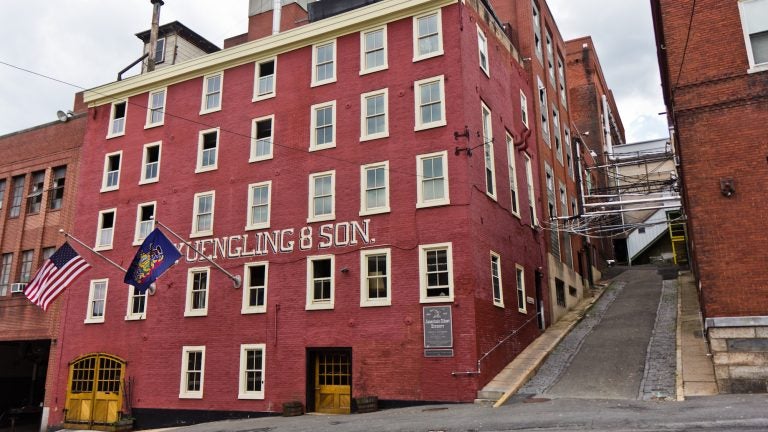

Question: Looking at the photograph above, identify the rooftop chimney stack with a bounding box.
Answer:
[147,0,165,72]
[273,0,282,35]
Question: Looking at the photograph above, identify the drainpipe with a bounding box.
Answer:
[147,0,164,72]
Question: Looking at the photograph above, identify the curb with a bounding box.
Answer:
[675,274,685,401]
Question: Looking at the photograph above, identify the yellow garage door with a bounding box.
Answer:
[65,354,125,427]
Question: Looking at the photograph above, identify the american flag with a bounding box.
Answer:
[25,242,91,311]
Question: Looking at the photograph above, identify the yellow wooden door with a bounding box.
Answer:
[314,352,351,414]
[65,354,125,426]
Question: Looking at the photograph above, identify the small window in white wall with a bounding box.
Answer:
[126,285,147,320]
[108,101,127,138]
[180,346,205,399]
[153,38,166,64]
[306,255,334,310]
[739,0,768,72]
[250,115,274,162]
[133,202,155,245]
[200,72,223,114]
[360,248,391,307]
[516,265,527,313]
[360,161,390,216]
[242,262,268,314]
[185,267,210,317]
[140,141,161,184]
[413,10,444,61]
[491,251,503,307]
[417,151,449,208]
[414,75,446,130]
[238,344,265,399]
[191,191,214,238]
[196,128,219,173]
[95,208,116,251]
[419,242,453,303]
[101,151,122,192]
[85,279,108,324]
[254,58,276,101]
[246,181,271,230]
[312,40,337,86]
[146,88,166,127]
[361,89,389,141]
[308,171,335,222]
[310,101,336,151]
[360,26,388,74]
[477,25,490,76]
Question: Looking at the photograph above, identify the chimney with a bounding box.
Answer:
[273,0,282,35]
[147,0,164,72]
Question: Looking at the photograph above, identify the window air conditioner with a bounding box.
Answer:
[11,283,26,293]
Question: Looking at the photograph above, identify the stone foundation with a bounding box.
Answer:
[709,326,768,393]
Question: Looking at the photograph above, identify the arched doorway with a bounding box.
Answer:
[64,353,125,427]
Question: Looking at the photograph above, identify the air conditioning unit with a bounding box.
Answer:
[11,283,26,293]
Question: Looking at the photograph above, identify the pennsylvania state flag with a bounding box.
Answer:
[124,228,182,293]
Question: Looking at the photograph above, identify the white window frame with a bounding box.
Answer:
[565,128,574,179]
[360,248,391,307]
[553,106,563,164]
[250,114,274,162]
[419,242,454,303]
[95,208,117,251]
[413,9,444,61]
[311,40,337,87]
[520,90,529,128]
[416,150,450,208]
[491,251,504,307]
[179,346,205,399]
[107,100,127,139]
[360,25,388,75]
[246,181,271,231]
[310,101,337,151]
[532,0,542,61]
[125,285,148,321]
[145,88,166,128]
[191,191,215,238]
[738,0,768,73]
[185,267,210,317]
[101,150,122,192]
[153,37,166,64]
[516,264,527,313]
[140,141,162,184]
[506,133,520,218]
[200,72,223,114]
[360,161,390,216]
[481,102,497,200]
[133,201,156,246]
[546,30,555,84]
[241,262,269,314]
[360,89,389,141]
[477,25,490,76]
[196,128,220,173]
[308,171,335,223]
[557,55,567,108]
[524,153,538,226]
[538,76,550,144]
[414,75,446,131]
[253,57,277,101]
[85,279,108,324]
[238,344,266,399]
[306,255,335,310]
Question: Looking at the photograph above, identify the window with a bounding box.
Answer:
[0,253,12,296]
[196,128,219,173]
[308,171,335,223]
[140,142,162,184]
[553,107,563,163]
[27,171,44,214]
[239,344,265,399]
[538,77,550,144]
[254,58,276,100]
[126,285,147,320]
[560,183,568,217]
[201,72,222,114]
[558,55,567,107]
[417,151,449,208]
[250,115,274,162]
[360,89,388,141]
[101,151,122,192]
[516,265,526,313]
[738,0,768,71]
[419,243,453,303]
[360,26,388,74]
[133,202,155,245]
[532,1,542,61]
[246,181,271,230]
[546,30,555,83]
[185,267,210,316]
[490,252,503,307]
[414,75,446,130]
[477,25,489,76]
[108,101,127,138]
[520,90,529,128]
[242,262,268,314]
[86,279,108,324]
[191,191,214,237]
[360,162,390,215]
[413,10,443,61]
[153,38,166,64]
[41,247,55,262]
[360,248,391,307]
[555,278,566,307]
[310,101,336,151]
[524,154,538,226]
[180,346,205,398]
[19,250,33,283]
[9,175,24,218]
[306,255,334,310]
[96,208,116,251]
[146,88,166,127]
[506,133,520,217]
[565,128,574,178]
[481,103,496,199]
[0,179,5,211]
[49,166,66,210]
[312,40,337,86]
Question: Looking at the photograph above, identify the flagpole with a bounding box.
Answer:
[153,219,242,289]
[59,229,127,272]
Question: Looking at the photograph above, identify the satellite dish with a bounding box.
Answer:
[56,110,70,123]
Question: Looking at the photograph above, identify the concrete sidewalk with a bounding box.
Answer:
[676,271,718,398]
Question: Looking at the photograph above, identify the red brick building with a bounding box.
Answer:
[50,0,547,427]
[652,0,768,393]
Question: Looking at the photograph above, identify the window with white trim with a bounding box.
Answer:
[41,247,55,262]
[180,346,205,399]
[49,166,66,210]
[360,26,388,74]
[0,253,12,297]
[200,72,222,114]
[417,151,449,208]
[101,151,122,192]
[242,262,268,314]
[310,101,336,151]
[308,171,335,222]
[553,106,563,164]
[506,132,520,217]
[126,285,147,320]
[361,89,388,141]
[532,1,542,61]
[516,265,527,313]
[26,171,44,214]
[185,267,209,317]
[95,208,116,251]
[557,55,567,108]
[133,202,155,245]
[239,344,265,399]
[196,128,219,173]
[413,10,443,61]
[108,101,127,138]
[738,0,768,72]
[478,25,489,76]
[360,248,391,307]
[312,40,336,86]
[524,153,538,226]
[191,191,214,238]
[153,38,166,64]
[538,76,550,144]
[481,102,496,199]
[140,141,161,184]
[306,255,334,310]
[19,250,33,283]
[520,90,529,128]
[360,161,390,215]
[419,242,453,303]
[85,279,108,324]
[9,176,23,218]
[546,30,555,83]
[565,128,574,179]
[491,251,503,307]
[246,181,271,230]
[254,58,276,101]
[146,88,166,127]
[414,75,446,130]
[250,115,274,162]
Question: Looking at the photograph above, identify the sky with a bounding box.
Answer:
[0,1,668,142]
